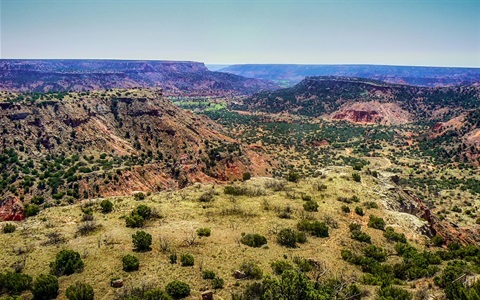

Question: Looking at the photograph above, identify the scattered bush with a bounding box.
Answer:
[133,192,146,201]
[31,196,45,205]
[66,282,94,300]
[180,254,194,266]
[239,261,263,279]
[297,220,329,237]
[165,280,191,299]
[169,252,177,264]
[364,201,378,209]
[286,170,300,182]
[341,205,350,213]
[50,250,84,276]
[363,245,387,262]
[368,215,386,231]
[264,179,287,191]
[76,221,101,236]
[277,228,304,248]
[242,172,251,181]
[32,274,59,300]
[292,256,314,273]
[133,205,152,219]
[354,207,364,216]
[3,223,16,234]
[211,277,224,289]
[241,233,267,248]
[126,214,144,228]
[25,204,40,217]
[352,173,361,182]
[202,270,216,280]
[383,227,406,243]
[271,260,294,275]
[351,230,371,243]
[196,228,211,237]
[144,288,172,300]
[349,223,361,232]
[0,272,32,295]
[431,235,444,247]
[199,190,215,202]
[377,285,412,300]
[132,230,152,252]
[303,200,319,212]
[122,254,139,272]
[100,199,113,213]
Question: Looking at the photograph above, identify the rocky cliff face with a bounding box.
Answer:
[0,59,278,95]
[331,102,412,125]
[0,89,272,217]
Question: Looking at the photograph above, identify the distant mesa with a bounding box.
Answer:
[0,59,278,95]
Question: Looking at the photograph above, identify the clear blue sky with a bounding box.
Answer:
[1,0,479,67]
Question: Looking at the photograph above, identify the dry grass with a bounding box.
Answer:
[0,172,423,299]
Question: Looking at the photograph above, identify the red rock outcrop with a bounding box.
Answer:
[331,101,411,125]
[0,196,25,221]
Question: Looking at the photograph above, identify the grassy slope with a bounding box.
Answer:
[0,169,435,300]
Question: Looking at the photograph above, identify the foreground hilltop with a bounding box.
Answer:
[0,89,271,220]
[0,60,278,95]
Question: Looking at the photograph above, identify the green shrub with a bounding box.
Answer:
[3,223,16,233]
[377,285,412,300]
[277,228,300,248]
[199,191,215,202]
[292,256,313,272]
[32,274,59,300]
[133,205,151,219]
[0,272,32,295]
[202,270,216,280]
[169,252,177,264]
[303,200,319,212]
[297,220,329,237]
[212,277,224,289]
[368,215,386,231]
[242,172,251,181]
[351,230,371,243]
[50,250,84,276]
[354,207,364,216]
[271,260,294,275]
[122,254,139,272]
[363,245,387,262]
[352,173,361,182]
[241,233,267,248]
[180,254,194,266]
[100,199,113,213]
[383,227,407,243]
[65,282,94,300]
[196,228,211,237]
[126,214,145,228]
[144,289,173,300]
[31,196,45,205]
[365,201,378,209]
[165,280,191,299]
[341,205,350,213]
[25,204,40,217]
[239,261,263,279]
[132,231,152,252]
[301,194,312,201]
[349,223,361,232]
[133,192,146,201]
[286,170,299,182]
[431,235,444,247]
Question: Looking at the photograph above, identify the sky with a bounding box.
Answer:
[1,0,479,67]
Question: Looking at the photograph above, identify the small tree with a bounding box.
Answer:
[122,254,140,272]
[242,172,251,181]
[352,173,361,182]
[3,223,16,233]
[65,282,94,300]
[126,214,145,228]
[277,228,299,248]
[50,250,84,276]
[100,199,113,213]
[241,233,267,248]
[368,215,386,231]
[165,280,191,299]
[25,204,40,217]
[32,274,59,300]
[132,231,152,252]
[180,254,194,266]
